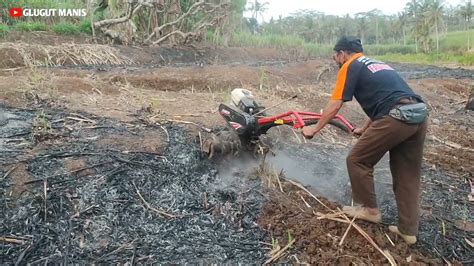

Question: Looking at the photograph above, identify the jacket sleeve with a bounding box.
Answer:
[331,60,362,102]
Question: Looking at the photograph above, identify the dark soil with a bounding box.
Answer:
[0,104,266,264]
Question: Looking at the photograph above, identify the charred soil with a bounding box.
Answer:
[0,34,473,264]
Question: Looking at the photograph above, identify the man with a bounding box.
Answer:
[302,36,428,245]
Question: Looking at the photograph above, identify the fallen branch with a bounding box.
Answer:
[298,193,312,208]
[431,136,474,152]
[67,116,96,124]
[163,119,211,133]
[339,216,356,246]
[287,179,332,211]
[385,233,396,247]
[95,239,137,262]
[264,238,295,264]
[276,169,284,193]
[0,237,28,245]
[93,1,143,29]
[132,182,176,218]
[146,1,220,43]
[24,161,112,185]
[2,165,19,181]
[317,213,397,266]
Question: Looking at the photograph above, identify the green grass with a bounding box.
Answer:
[229,31,474,65]
[78,20,92,34]
[16,22,48,32]
[18,0,79,9]
[439,30,474,53]
[375,52,474,66]
[364,44,416,55]
[230,32,331,56]
[0,24,10,38]
[52,22,79,35]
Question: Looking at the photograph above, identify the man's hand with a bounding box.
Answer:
[302,126,317,139]
[352,118,372,137]
[352,127,365,137]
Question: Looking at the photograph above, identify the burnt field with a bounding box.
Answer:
[0,37,473,264]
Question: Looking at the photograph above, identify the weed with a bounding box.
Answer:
[271,236,279,250]
[0,24,10,38]
[32,110,54,142]
[53,22,79,35]
[258,67,270,91]
[16,22,48,32]
[22,68,60,105]
[78,20,92,34]
[255,161,282,189]
[287,230,294,248]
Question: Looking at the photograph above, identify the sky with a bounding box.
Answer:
[246,0,465,22]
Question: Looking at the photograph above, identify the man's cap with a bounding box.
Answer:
[334,36,363,53]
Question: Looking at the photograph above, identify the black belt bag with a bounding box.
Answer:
[389,102,428,124]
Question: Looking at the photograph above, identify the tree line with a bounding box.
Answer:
[1,0,472,52]
[248,0,473,53]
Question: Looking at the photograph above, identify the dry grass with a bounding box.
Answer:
[255,160,284,191]
[0,42,133,67]
[20,68,61,106]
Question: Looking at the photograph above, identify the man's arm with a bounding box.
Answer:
[302,99,343,138]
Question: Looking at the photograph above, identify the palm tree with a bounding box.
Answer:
[425,0,445,53]
[366,9,383,45]
[248,0,269,22]
[395,12,409,45]
[355,13,369,44]
[459,0,473,30]
[405,0,422,52]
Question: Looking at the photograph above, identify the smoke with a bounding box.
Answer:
[213,142,394,206]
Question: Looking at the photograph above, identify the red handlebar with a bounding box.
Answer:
[257,111,354,132]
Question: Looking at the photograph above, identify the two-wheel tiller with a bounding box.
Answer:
[218,89,354,145]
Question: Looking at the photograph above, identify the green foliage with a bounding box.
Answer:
[23,0,80,9]
[258,67,269,90]
[376,52,474,66]
[271,236,279,250]
[231,32,305,49]
[16,22,48,32]
[364,44,416,55]
[287,230,294,248]
[78,20,92,34]
[230,0,247,14]
[0,24,10,38]
[52,22,79,35]
[439,30,474,53]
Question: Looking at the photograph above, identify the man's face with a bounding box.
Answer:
[332,50,345,68]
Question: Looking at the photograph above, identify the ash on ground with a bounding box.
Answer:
[0,104,266,264]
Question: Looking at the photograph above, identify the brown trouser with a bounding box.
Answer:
[347,116,428,235]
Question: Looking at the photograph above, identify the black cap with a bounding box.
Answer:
[334,36,363,53]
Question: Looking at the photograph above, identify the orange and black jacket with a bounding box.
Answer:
[331,53,423,120]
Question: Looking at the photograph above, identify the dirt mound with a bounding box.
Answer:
[257,179,440,264]
[0,43,132,68]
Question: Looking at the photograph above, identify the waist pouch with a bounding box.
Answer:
[389,102,428,124]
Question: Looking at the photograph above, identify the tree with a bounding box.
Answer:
[93,0,231,45]
[425,0,445,53]
[405,0,422,52]
[459,0,473,29]
[355,13,369,45]
[366,9,383,45]
[248,0,268,21]
[395,12,409,45]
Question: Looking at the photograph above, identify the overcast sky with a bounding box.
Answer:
[246,0,465,21]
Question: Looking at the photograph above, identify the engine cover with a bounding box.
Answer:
[218,104,258,142]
